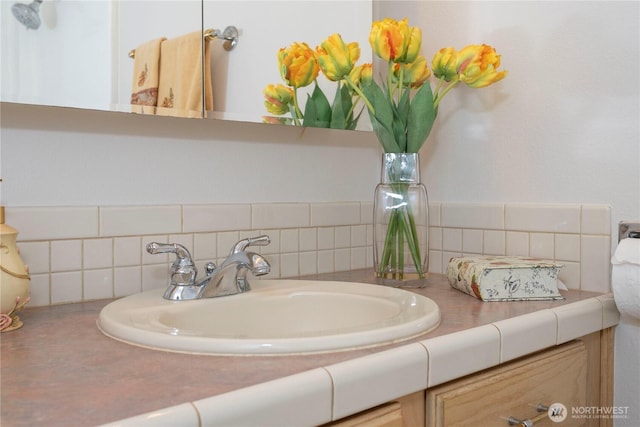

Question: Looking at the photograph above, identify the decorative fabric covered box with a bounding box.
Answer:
[446,256,564,301]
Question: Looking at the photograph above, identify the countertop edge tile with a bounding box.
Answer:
[421,324,501,387]
[492,309,558,363]
[325,342,428,420]
[98,402,200,427]
[192,367,333,426]
[553,297,605,344]
[597,293,621,328]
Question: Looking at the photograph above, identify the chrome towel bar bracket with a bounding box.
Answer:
[129,25,239,58]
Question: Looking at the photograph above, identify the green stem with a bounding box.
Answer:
[433,78,460,108]
[377,183,426,279]
[343,78,375,114]
[292,87,303,126]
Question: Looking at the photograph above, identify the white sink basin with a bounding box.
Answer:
[97,280,440,355]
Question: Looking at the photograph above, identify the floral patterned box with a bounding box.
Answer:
[446,256,564,301]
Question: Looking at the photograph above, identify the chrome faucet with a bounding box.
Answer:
[146,235,271,300]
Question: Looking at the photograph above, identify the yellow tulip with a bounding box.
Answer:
[456,44,507,88]
[393,55,431,88]
[432,47,458,82]
[278,42,319,88]
[369,18,421,64]
[263,83,294,115]
[316,34,360,81]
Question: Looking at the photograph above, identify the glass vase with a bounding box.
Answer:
[373,153,429,284]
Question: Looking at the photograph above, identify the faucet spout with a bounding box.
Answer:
[200,251,271,298]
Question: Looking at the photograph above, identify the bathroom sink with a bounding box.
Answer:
[97,280,440,355]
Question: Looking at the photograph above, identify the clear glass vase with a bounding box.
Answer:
[373,153,429,284]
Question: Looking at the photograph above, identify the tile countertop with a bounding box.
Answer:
[0,270,619,427]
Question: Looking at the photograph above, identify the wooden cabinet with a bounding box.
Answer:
[426,330,614,427]
[324,391,425,427]
[326,329,613,427]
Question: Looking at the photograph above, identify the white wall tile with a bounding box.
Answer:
[462,229,483,254]
[335,226,351,248]
[280,229,299,253]
[216,231,240,256]
[299,251,317,275]
[351,225,367,247]
[114,236,141,267]
[555,234,581,262]
[334,248,351,272]
[442,203,504,229]
[429,227,442,250]
[311,202,361,227]
[27,274,50,307]
[558,261,581,290]
[506,231,529,257]
[17,241,49,274]
[141,235,168,265]
[193,233,217,260]
[360,202,373,226]
[483,230,505,255]
[101,206,181,236]
[505,203,580,233]
[182,204,250,233]
[7,207,98,241]
[114,266,142,297]
[299,228,317,251]
[251,203,309,229]
[428,250,443,274]
[51,240,82,272]
[428,202,441,226]
[317,227,334,250]
[84,238,113,269]
[581,205,611,235]
[442,228,462,252]
[51,271,82,304]
[84,269,113,300]
[279,253,299,277]
[530,233,554,259]
[142,264,167,291]
[580,235,612,292]
[351,247,367,270]
[317,250,335,274]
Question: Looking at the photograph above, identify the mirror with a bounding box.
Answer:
[1,0,372,129]
[203,1,372,129]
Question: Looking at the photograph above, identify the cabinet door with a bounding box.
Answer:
[326,391,425,427]
[426,341,587,427]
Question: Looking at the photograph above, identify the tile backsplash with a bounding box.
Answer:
[8,202,612,307]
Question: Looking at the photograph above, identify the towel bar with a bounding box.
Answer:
[129,25,239,58]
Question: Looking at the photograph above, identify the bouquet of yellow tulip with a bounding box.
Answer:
[263,35,370,129]
[264,18,507,279]
[357,18,507,279]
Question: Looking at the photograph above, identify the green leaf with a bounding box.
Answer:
[362,81,400,152]
[303,84,331,128]
[330,84,349,129]
[406,83,436,153]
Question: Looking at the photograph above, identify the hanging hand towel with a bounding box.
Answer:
[130,37,166,114]
[156,31,213,118]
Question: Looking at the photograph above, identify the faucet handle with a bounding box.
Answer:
[230,235,270,255]
[146,242,197,286]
